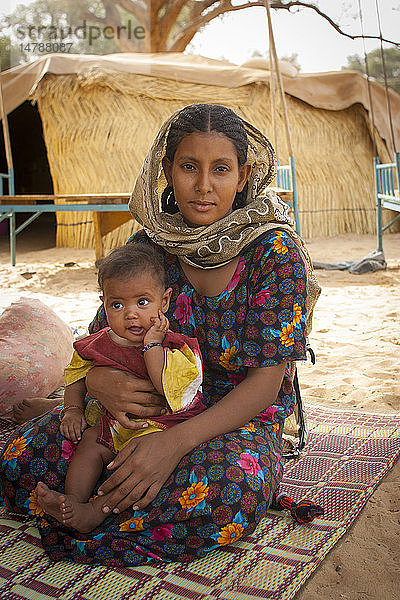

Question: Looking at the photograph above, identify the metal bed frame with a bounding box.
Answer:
[0,193,131,265]
[276,159,301,234]
[374,152,400,251]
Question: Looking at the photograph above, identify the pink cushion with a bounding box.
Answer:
[0,298,73,417]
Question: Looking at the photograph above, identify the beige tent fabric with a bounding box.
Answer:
[285,72,399,154]
[1,52,399,152]
[241,57,300,78]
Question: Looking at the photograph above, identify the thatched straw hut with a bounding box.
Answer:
[2,52,399,248]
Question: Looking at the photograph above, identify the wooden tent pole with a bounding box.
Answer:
[358,0,377,157]
[0,73,15,195]
[269,34,279,157]
[0,76,14,171]
[265,0,294,156]
[375,0,397,154]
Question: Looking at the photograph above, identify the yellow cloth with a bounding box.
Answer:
[162,344,202,412]
[83,398,162,445]
[63,350,158,438]
[113,423,163,451]
[64,350,92,386]
[84,399,103,428]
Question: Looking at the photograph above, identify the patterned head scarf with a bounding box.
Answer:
[129,104,320,334]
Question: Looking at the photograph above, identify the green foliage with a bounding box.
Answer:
[250,50,264,59]
[342,47,400,94]
[249,50,301,70]
[280,53,301,70]
[0,36,12,70]
[0,0,126,67]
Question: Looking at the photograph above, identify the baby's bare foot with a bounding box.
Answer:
[35,481,65,523]
[59,496,107,533]
[35,482,105,533]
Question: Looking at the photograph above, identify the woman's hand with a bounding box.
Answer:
[85,367,167,430]
[98,429,187,513]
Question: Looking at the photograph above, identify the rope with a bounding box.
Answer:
[358,0,377,157]
[264,0,294,156]
[375,0,397,154]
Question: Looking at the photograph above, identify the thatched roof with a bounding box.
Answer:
[2,52,399,152]
[2,52,399,246]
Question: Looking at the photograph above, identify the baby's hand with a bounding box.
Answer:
[144,311,169,345]
[60,408,87,443]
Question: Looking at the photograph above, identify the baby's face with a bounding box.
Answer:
[101,274,171,346]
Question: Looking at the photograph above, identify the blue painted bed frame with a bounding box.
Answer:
[276,158,300,234]
[0,192,130,266]
[375,152,400,251]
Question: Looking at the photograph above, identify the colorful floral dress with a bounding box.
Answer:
[0,229,308,566]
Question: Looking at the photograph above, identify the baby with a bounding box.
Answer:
[35,243,204,533]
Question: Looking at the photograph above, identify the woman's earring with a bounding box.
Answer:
[168,187,177,206]
[232,184,247,210]
[161,185,178,214]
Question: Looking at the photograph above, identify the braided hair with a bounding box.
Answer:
[161,104,249,214]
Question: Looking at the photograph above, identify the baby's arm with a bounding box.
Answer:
[60,379,87,442]
[142,311,169,396]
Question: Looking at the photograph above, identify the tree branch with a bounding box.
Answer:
[172,0,399,49]
[160,0,188,35]
[113,0,147,24]
[169,0,264,50]
[90,0,400,53]
[157,0,189,49]
[101,0,142,51]
[270,1,400,47]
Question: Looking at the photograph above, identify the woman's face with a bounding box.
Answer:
[162,132,250,227]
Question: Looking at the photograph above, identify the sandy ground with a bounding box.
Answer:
[0,222,399,599]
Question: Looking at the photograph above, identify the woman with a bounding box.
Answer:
[0,104,320,566]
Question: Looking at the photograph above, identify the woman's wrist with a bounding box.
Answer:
[85,366,107,397]
[61,405,84,421]
[162,422,198,456]
[168,419,204,455]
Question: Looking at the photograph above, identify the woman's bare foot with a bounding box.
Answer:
[35,482,105,534]
[13,397,60,424]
